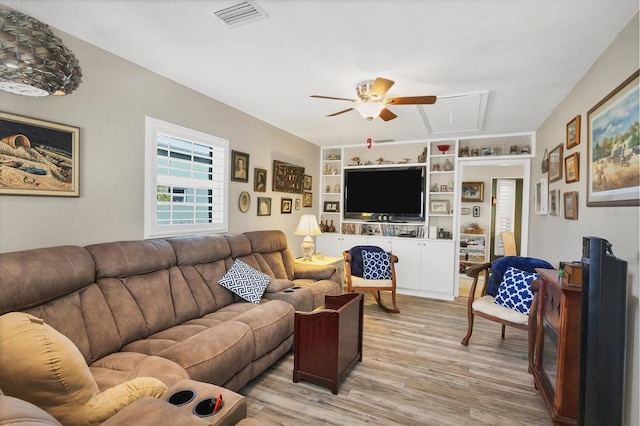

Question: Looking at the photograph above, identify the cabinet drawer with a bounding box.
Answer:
[544,283,562,331]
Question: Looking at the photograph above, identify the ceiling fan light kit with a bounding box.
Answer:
[0,8,82,96]
[311,77,436,122]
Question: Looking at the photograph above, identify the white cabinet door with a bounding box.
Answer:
[422,240,455,297]
[340,235,370,253]
[392,238,423,291]
[316,234,342,257]
[366,236,393,252]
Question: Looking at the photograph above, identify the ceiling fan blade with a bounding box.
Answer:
[327,108,355,117]
[385,96,437,105]
[370,77,394,98]
[310,95,357,102]
[379,108,397,121]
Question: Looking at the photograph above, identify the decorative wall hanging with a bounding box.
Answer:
[565,153,580,183]
[541,148,549,173]
[273,160,304,193]
[302,191,312,207]
[0,8,82,96]
[231,150,249,182]
[254,168,267,192]
[534,178,549,215]
[303,175,312,191]
[566,115,581,149]
[548,143,563,183]
[549,189,560,216]
[0,112,79,196]
[587,70,639,206]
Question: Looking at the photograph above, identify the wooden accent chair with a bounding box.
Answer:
[343,245,399,313]
[500,231,518,256]
[461,256,553,346]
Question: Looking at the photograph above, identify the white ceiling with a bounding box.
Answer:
[2,0,638,147]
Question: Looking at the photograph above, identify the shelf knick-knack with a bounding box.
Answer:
[443,158,453,171]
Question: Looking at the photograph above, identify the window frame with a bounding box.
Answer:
[144,116,229,238]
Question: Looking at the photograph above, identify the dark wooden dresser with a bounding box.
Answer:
[530,268,582,425]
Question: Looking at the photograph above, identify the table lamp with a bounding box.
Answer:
[294,215,322,261]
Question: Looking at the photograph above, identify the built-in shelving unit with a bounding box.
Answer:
[316,133,535,300]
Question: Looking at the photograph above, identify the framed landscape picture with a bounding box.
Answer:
[564,191,578,220]
[461,182,484,202]
[0,112,79,196]
[587,70,640,206]
[565,152,580,183]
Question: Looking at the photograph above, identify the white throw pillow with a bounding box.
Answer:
[218,259,271,304]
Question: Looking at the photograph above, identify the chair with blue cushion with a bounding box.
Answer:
[343,245,399,313]
[461,255,553,346]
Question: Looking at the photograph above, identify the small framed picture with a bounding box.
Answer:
[440,184,448,192]
[549,189,560,216]
[231,150,249,182]
[254,168,267,192]
[295,199,301,210]
[472,206,481,217]
[535,178,549,215]
[238,191,250,213]
[281,198,292,214]
[564,191,578,220]
[303,175,312,191]
[323,201,339,212]
[548,143,563,183]
[429,200,450,214]
[461,207,471,215]
[257,197,271,216]
[302,191,313,207]
[565,152,580,183]
[566,115,581,149]
[461,182,484,202]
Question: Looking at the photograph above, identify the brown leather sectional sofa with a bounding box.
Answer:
[0,230,341,425]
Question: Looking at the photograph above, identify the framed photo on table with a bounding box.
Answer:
[0,112,80,196]
[429,200,450,214]
[587,70,640,206]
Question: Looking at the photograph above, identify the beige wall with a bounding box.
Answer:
[531,13,639,425]
[0,29,320,255]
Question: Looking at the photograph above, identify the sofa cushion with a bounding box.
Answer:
[219,259,271,304]
[494,266,539,315]
[0,312,167,426]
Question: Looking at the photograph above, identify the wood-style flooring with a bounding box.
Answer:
[241,293,552,425]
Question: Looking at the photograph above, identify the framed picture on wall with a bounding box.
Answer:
[0,112,80,196]
[273,160,305,194]
[302,191,312,207]
[231,150,249,182]
[564,191,578,220]
[257,197,271,216]
[566,115,581,149]
[461,182,484,202]
[548,143,563,183]
[587,70,640,206]
[535,178,549,215]
[565,152,580,183]
[254,168,267,192]
[281,198,292,214]
[549,189,560,216]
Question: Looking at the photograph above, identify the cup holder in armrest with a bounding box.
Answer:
[291,286,301,289]
[193,396,223,417]
[284,289,294,293]
[166,389,195,406]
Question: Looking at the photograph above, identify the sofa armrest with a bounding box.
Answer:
[294,263,337,280]
[101,396,211,426]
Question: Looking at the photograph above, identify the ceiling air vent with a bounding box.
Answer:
[210,1,268,28]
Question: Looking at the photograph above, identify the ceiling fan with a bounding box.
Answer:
[310,77,436,121]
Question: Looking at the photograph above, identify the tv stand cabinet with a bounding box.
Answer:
[530,268,582,425]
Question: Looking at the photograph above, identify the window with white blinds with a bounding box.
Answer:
[493,179,516,256]
[145,117,229,238]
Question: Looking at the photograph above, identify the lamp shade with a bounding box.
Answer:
[0,8,82,96]
[294,215,322,236]
[357,102,385,121]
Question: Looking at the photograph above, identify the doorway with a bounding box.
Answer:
[490,178,523,260]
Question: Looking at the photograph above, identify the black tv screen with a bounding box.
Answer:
[343,166,425,221]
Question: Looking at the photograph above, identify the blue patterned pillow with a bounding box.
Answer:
[218,259,271,304]
[494,266,539,314]
[361,250,392,280]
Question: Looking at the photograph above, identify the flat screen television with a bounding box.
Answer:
[343,166,425,222]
